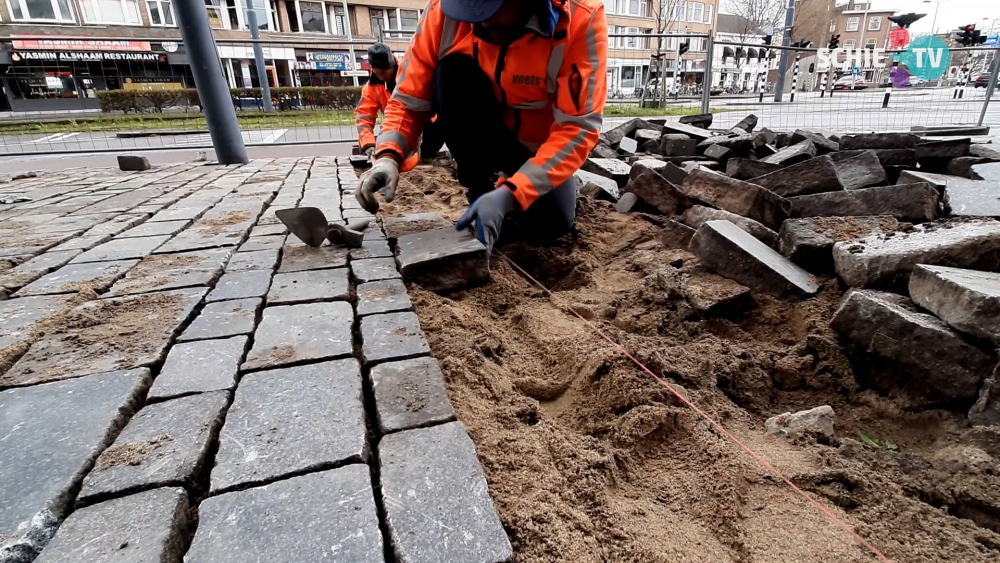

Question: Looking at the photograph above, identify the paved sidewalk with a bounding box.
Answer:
[0,158,511,563]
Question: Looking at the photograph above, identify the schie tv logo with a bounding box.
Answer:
[815,36,951,86]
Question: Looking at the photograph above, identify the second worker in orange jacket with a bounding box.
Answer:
[355,0,608,251]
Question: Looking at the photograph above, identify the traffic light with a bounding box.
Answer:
[887,13,926,29]
[956,24,976,46]
[828,34,841,49]
[972,29,987,45]
[679,41,690,56]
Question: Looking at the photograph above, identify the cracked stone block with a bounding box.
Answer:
[395,229,489,291]
[349,257,401,285]
[267,268,349,305]
[225,248,280,271]
[790,183,940,222]
[14,259,139,297]
[237,234,286,252]
[379,422,512,563]
[623,169,692,215]
[790,129,839,154]
[117,155,151,171]
[679,169,791,230]
[750,155,847,199]
[689,220,820,300]
[70,235,171,263]
[759,140,816,166]
[349,238,393,260]
[33,488,188,563]
[381,213,451,240]
[207,269,272,302]
[372,357,456,434]
[839,133,919,150]
[178,298,260,342]
[242,301,353,371]
[726,158,782,180]
[360,311,431,366]
[80,391,228,501]
[0,369,150,561]
[661,220,696,248]
[778,216,898,274]
[148,336,247,401]
[2,288,206,388]
[909,265,1000,344]
[680,205,779,249]
[832,219,1000,291]
[833,150,887,190]
[211,360,367,493]
[277,243,348,273]
[831,289,996,408]
[107,248,231,297]
[115,219,190,239]
[188,466,381,563]
[356,279,412,317]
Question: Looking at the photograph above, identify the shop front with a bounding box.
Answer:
[296,51,354,87]
[217,45,296,90]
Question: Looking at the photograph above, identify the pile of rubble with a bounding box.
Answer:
[578,114,1000,425]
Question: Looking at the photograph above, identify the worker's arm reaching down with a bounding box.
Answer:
[354,82,381,157]
[356,0,608,250]
[353,43,398,158]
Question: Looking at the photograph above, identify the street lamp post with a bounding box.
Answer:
[922,0,947,35]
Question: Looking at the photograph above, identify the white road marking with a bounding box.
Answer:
[33,132,80,143]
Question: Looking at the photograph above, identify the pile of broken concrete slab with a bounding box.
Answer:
[579,114,1000,426]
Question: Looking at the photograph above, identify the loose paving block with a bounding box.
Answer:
[356,279,413,317]
[277,243,348,273]
[831,289,996,407]
[872,148,918,168]
[661,220,696,248]
[242,301,353,370]
[778,216,898,274]
[663,120,713,140]
[0,369,149,559]
[834,150,887,190]
[267,268,349,305]
[618,136,638,154]
[896,169,950,193]
[117,155,152,171]
[189,467,382,563]
[70,234,171,263]
[211,360,367,492]
[372,356,456,434]
[581,158,632,189]
[590,142,619,158]
[680,205,779,249]
[790,183,940,222]
[946,156,996,178]
[915,137,971,159]
[115,219,190,239]
[832,219,1000,290]
[575,169,620,200]
[237,234,286,252]
[15,259,138,296]
[760,140,817,166]
[207,269,272,302]
[395,228,489,291]
[628,158,669,180]
[361,311,430,365]
[749,155,844,197]
[80,391,228,501]
[148,336,247,400]
[661,137,697,156]
[381,212,451,240]
[614,192,640,213]
[726,158,782,180]
[679,169,791,230]
[33,488,188,563]
[678,113,713,129]
[225,247,279,271]
[350,238,393,260]
[689,220,820,300]
[897,169,1000,217]
[702,144,734,164]
[107,248,231,296]
[909,265,1000,344]
[790,129,839,154]
[379,422,512,563]
[839,133,919,150]
[623,169,692,215]
[969,362,1000,426]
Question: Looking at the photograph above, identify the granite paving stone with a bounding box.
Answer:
[356,279,413,317]
[70,235,171,263]
[381,212,452,240]
[349,238,394,260]
[372,357,456,434]
[242,301,354,370]
[225,247,279,271]
[114,219,191,239]
[211,360,367,492]
[48,233,113,252]
[909,265,1000,344]
[178,298,261,342]
[379,422,512,563]
[106,248,231,296]
[0,369,150,560]
[352,256,403,283]
[148,336,247,401]
[267,268,350,305]
[206,269,273,302]
[277,243,349,272]
[188,467,382,563]
[14,259,139,297]
[148,206,210,223]
[361,311,431,366]
[0,294,76,366]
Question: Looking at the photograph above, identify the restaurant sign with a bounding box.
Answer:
[11,52,166,63]
[12,37,152,52]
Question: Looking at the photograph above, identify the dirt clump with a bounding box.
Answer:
[393,166,1000,563]
[100,434,173,469]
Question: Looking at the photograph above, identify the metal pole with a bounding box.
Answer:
[790,52,800,102]
[979,47,1000,125]
[247,5,274,113]
[341,0,358,87]
[172,0,247,164]
[674,40,681,100]
[774,0,795,102]
[701,34,713,114]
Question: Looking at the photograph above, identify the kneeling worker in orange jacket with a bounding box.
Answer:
[355,43,399,159]
[356,0,608,251]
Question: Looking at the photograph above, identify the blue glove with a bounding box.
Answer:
[456,187,518,251]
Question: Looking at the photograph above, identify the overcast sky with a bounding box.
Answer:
[866,0,1000,35]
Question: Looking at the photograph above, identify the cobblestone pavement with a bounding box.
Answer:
[0,158,511,563]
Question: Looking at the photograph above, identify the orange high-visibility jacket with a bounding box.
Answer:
[355,76,393,150]
[375,0,608,210]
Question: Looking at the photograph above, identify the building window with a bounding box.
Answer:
[81,0,141,24]
[846,17,859,32]
[269,0,280,31]
[370,8,386,37]
[704,4,712,24]
[844,39,855,49]
[399,8,418,29]
[868,16,881,31]
[9,0,75,21]
[329,4,346,35]
[674,1,685,21]
[689,2,702,23]
[242,0,273,30]
[370,7,420,38]
[205,0,226,28]
[830,22,836,32]
[146,0,173,25]
[626,0,645,17]
[865,38,877,49]
[300,1,325,32]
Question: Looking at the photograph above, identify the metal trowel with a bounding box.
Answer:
[275,207,331,248]
[327,219,370,248]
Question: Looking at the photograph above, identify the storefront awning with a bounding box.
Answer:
[722,47,735,60]
[747,48,758,60]
[735,48,745,60]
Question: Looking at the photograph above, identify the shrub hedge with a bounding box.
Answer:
[95,86,363,114]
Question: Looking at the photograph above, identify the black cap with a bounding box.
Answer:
[367,43,393,70]
[442,0,505,23]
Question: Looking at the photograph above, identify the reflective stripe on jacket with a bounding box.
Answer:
[375,0,608,210]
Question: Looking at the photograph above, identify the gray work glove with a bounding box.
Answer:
[364,146,375,159]
[456,187,518,252]
[356,157,400,213]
